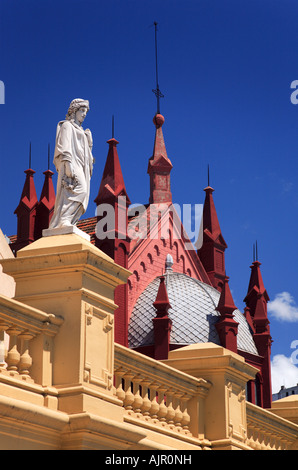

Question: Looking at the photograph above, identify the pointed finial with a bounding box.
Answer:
[165,254,174,272]
[152,21,164,114]
[29,142,32,169]
[153,274,171,314]
[48,143,50,170]
[112,115,114,139]
[204,164,214,192]
[216,275,237,316]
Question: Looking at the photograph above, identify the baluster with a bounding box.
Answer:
[265,432,270,450]
[157,386,167,425]
[132,374,143,415]
[255,426,262,450]
[251,426,259,450]
[261,430,267,449]
[140,379,151,419]
[180,394,191,434]
[165,388,176,428]
[173,391,183,431]
[280,438,288,451]
[114,368,125,404]
[123,372,134,411]
[272,435,278,450]
[18,331,34,377]
[0,321,9,369]
[149,383,159,422]
[6,327,21,374]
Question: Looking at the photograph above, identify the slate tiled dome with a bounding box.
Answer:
[128,271,258,355]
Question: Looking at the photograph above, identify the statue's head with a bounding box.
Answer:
[66,98,90,124]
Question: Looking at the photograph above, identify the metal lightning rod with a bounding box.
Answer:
[48,143,50,170]
[152,22,164,114]
[29,142,32,169]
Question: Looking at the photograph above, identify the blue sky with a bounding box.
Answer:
[1,0,298,392]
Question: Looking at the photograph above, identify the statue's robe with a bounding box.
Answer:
[49,120,94,228]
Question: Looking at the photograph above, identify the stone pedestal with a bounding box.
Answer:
[165,343,258,449]
[1,232,131,418]
[42,225,91,242]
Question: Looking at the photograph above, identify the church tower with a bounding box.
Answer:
[147,113,173,205]
[148,23,172,206]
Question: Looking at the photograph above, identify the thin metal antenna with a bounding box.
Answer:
[112,115,114,139]
[208,164,210,187]
[48,143,50,170]
[152,21,164,114]
[29,142,32,169]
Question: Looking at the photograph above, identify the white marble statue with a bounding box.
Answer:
[49,98,94,229]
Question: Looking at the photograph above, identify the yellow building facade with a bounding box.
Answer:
[0,231,298,451]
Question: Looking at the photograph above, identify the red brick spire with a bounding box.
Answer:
[94,136,131,347]
[244,255,272,408]
[244,259,270,323]
[215,276,239,353]
[94,138,130,205]
[34,169,55,240]
[152,275,172,360]
[198,183,227,292]
[147,114,173,204]
[12,162,38,252]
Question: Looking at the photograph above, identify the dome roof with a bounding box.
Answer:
[128,271,258,355]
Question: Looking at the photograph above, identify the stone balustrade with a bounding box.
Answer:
[115,345,298,450]
[0,295,63,384]
[114,343,211,445]
[246,401,298,450]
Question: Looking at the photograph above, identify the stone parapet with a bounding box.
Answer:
[0,233,131,417]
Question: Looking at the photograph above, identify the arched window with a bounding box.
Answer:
[147,253,153,264]
[180,255,185,273]
[117,243,127,268]
[140,261,146,272]
[173,242,179,263]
